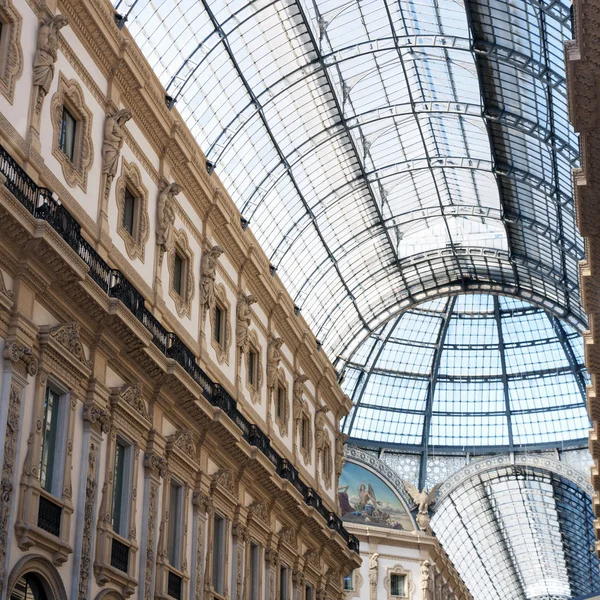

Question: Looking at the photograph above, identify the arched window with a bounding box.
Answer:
[10,574,50,600]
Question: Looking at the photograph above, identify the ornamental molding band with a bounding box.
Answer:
[0,0,23,104]
[50,73,94,191]
[102,108,132,199]
[49,322,91,367]
[0,384,23,598]
[434,454,594,505]
[33,13,68,113]
[115,158,149,262]
[117,382,149,421]
[143,482,159,600]
[78,439,100,600]
[345,446,416,511]
[167,228,194,319]
[7,554,68,600]
[200,244,223,321]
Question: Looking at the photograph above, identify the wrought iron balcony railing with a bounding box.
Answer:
[0,144,359,554]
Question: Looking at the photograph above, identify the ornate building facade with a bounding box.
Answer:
[0,0,367,597]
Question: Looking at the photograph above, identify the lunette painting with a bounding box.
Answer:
[338,461,414,530]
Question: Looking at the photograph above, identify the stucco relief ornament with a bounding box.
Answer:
[236,292,256,353]
[156,182,180,263]
[33,14,69,113]
[314,403,329,452]
[266,337,283,390]
[200,245,223,320]
[101,108,132,198]
[403,481,441,530]
[293,374,309,428]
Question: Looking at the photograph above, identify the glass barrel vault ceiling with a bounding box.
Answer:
[114,0,584,364]
[340,294,590,450]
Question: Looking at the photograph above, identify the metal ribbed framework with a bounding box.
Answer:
[114,0,584,364]
[431,465,600,600]
[340,294,589,463]
[113,0,593,597]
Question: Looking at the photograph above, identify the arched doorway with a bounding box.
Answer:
[6,555,67,600]
[9,573,50,600]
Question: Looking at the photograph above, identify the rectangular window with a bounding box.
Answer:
[305,585,313,600]
[111,439,132,538]
[301,416,309,450]
[343,571,354,591]
[248,349,257,386]
[249,542,260,600]
[276,385,284,419]
[122,187,136,236]
[59,106,77,162]
[212,514,226,594]
[214,304,223,345]
[173,252,184,297]
[40,387,61,493]
[167,480,183,569]
[279,565,288,600]
[391,574,406,597]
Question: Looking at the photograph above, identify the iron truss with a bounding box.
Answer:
[114,0,585,363]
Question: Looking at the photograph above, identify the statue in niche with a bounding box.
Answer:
[266,337,283,390]
[102,108,132,197]
[236,292,256,353]
[293,374,309,428]
[200,245,223,319]
[421,560,432,600]
[156,181,180,258]
[33,14,69,113]
[403,481,441,530]
[314,403,329,451]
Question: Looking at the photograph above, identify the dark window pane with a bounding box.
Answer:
[122,188,136,235]
[167,481,182,568]
[40,387,60,493]
[391,574,405,596]
[173,253,183,296]
[214,305,222,344]
[59,107,76,162]
[249,351,256,385]
[276,387,283,419]
[112,441,127,536]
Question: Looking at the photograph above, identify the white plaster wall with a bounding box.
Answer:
[0,1,37,138]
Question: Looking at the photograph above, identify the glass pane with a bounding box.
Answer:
[173,253,183,296]
[111,441,127,536]
[167,481,182,568]
[40,387,60,493]
[122,188,136,235]
[60,107,76,162]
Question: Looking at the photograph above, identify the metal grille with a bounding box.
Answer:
[110,537,130,573]
[167,571,183,599]
[37,495,61,537]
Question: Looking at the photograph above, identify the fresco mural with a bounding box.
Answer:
[338,461,414,530]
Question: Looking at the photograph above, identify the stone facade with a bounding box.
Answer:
[0,0,360,598]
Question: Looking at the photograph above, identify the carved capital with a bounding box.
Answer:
[4,342,38,376]
[144,452,167,478]
[83,401,110,433]
[192,492,213,515]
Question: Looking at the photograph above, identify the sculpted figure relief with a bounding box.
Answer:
[201,245,223,318]
[33,15,69,112]
[266,337,283,389]
[403,481,441,530]
[368,552,379,585]
[421,560,432,599]
[236,293,255,353]
[314,403,329,451]
[102,108,132,196]
[293,374,309,427]
[334,431,347,480]
[156,182,180,257]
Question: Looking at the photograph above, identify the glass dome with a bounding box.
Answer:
[340,294,589,451]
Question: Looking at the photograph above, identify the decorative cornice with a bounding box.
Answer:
[116,382,149,421]
[166,429,196,461]
[49,322,91,367]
